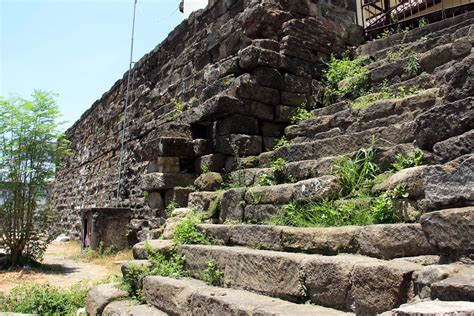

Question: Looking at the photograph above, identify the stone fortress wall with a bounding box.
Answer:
[51,0,362,240]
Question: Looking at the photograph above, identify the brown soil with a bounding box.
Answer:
[0,241,132,295]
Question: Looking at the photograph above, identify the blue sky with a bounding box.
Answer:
[1,0,183,129]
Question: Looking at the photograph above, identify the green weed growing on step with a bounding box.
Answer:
[148,250,189,279]
[256,158,294,186]
[377,28,394,40]
[165,201,178,217]
[172,216,211,245]
[142,191,149,200]
[418,17,429,28]
[121,263,149,302]
[333,147,379,196]
[200,164,210,174]
[404,52,421,76]
[200,260,224,286]
[391,148,424,172]
[290,106,313,124]
[273,136,289,151]
[351,81,418,109]
[323,54,369,105]
[370,183,408,223]
[257,173,277,186]
[387,50,403,62]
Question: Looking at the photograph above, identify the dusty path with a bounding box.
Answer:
[0,241,131,295]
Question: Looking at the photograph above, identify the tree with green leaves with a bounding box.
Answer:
[0,91,70,266]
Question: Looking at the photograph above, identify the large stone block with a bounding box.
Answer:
[141,173,195,191]
[147,157,180,173]
[132,239,174,260]
[433,129,474,164]
[356,224,435,259]
[293,176,341,202]
[215,134,263,156]
[141,137,194,161]
[392,301,474,316]
[302,254,372,311]
[164,187,193,208]
[147,191,164,209]
[245,184,295,204]
[281,226,359,255]
[219,188,246,222]
[214,114,259,136]
[188,191,219,212]
[194,172,223,191]
[351,260,421,315]
[414,97,474,150]
[194,153,226,173]
[244,204,282,223]
[86,283,128,316]
[420,155,474,210]
[420,206,474,256]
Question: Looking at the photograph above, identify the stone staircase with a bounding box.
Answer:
[86,13,474,316]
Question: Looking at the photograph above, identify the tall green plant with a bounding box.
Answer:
[0,91,70,266]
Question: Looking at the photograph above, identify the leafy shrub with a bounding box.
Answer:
[391,148,424,171]
[323,54,369,104]
[172,216,211,245]
[1,283,90,315]
[257,173,277,186]
[256,158,294,186]
[165,201,178,217]
[200,260,224,286]
[333,147,379,196]
[290,106,313,124]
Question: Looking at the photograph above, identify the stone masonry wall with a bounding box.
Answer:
[51,0,362,240]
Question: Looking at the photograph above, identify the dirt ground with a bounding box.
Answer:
[0,241,132,295]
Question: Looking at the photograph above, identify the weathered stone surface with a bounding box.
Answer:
[170,207,193,218]
[102,299,137,316]
[85,283,128,316]
[351,260,421,315]
[187,191,219,212]
[420,155,474,210]
[215,114,259,136]
[141,173,195,191]
[164,187,193,207]
[141,137,194,160]
[215,134,263,156]
[245,184,294,204]
[194,172,223,191]
[420,206,474,256]
[143,276,351,316]
[293,176,341,202]
[147,191,164,209]
[433,129,474,164]
[147,157,180,173]
[194,153,226,173]
[303,254,372,311]
[284,157,337,180]
[356,224,435,259]
[199,224,282,250]
[431,265,474,301]
[179,245,307,301]
[132,239,174,260]
[219,188,246,222]
[244,204,282,223]
[373,166,427,199]
[281,226,359,255]
[392,300,474,316]
[128,305,168,315]
[414,98,474,150]
[413,264,465,299]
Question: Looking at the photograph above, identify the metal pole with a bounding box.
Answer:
[116,0,137,207]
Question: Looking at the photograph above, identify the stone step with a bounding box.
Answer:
[356,12,474,58]
[275,122,415,162]
[391,300,474,316]
[196,223,435,259]
[173,244,423,315]
[365,19,474,68]
[286,88,439,143]
[142,275,353,316]
[103,299,168,316]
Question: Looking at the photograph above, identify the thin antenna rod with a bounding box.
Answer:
[116,0,138,207]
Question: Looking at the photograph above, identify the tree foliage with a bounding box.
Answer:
[0,90,70,266]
